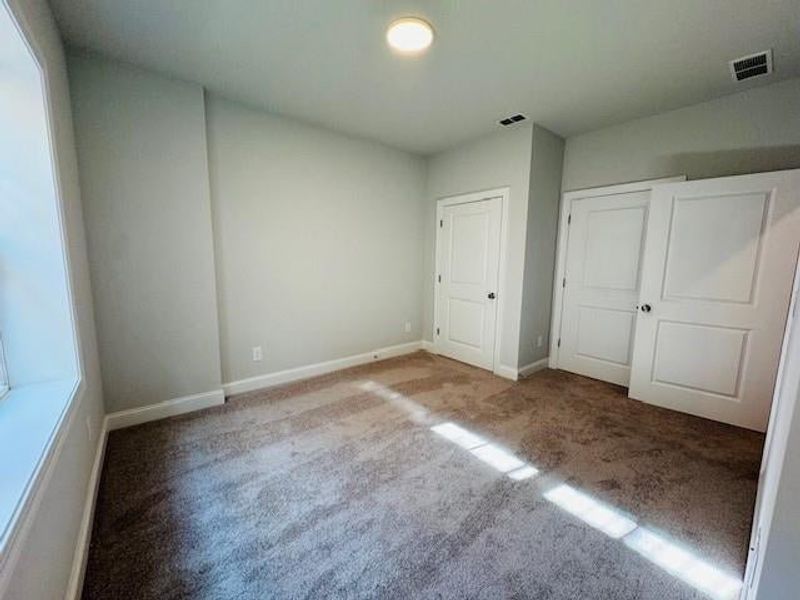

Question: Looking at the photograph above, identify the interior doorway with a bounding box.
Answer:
[434,189,508,371]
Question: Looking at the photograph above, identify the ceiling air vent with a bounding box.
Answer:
[729,50,772,82]
[499,113,527,127]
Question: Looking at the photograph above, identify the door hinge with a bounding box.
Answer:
[567,213,571,225]
[562,277,566,288]
[557,338,561,348]
[436,327,440,336]
[438,274,441,283]
[439,219,443,228]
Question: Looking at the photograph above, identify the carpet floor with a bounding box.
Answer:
[82,352,764,600]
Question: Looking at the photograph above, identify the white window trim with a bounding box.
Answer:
[0,334,8,400]
[0,0,86,577]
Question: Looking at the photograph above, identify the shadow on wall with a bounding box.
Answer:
[661,146,800,181]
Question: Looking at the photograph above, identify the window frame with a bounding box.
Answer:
[0,334,8,399]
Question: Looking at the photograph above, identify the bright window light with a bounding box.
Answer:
[360,380,429,423]
[431,422,486,450]
[431,422,540,479]
[470,443,526,473]
[507,465,539,481]
[624,527,742,600]
[544,484,637,539]
[386,17,434,54]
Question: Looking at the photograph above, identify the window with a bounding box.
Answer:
[0,2,81,557]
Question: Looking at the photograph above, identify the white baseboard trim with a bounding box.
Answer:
[518,357,550,378]
[223,341,424,396]
[65,417,108,600]
[421,340,436,353]
[494,364,519,381]
[106,389,225,431]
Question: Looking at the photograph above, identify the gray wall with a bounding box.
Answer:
[562,77,800,191]
[425,124,534,371]
[0,0,105,598]
[518,126,564,367]
[68,54,222,412]
[206,95,426,383]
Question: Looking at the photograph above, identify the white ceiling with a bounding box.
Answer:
[50,0,800,155]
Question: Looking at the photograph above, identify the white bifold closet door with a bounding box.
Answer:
[558,190,650,386]
[629,171,800,432]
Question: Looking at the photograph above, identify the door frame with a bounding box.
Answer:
[548,176,686,371]
[741,245,800,599]
[433,187,510,376]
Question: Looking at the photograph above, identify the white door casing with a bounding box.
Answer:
[629,170,800,432]
[550,178,685,385]
[435,194,503,371]
[742,250,800,598]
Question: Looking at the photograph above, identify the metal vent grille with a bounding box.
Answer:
[730,50,772,82]
[499,113,527,126]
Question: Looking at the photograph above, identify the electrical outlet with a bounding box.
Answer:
[404,321,412,333]
[536,335,543,348]
[252,346,263,362]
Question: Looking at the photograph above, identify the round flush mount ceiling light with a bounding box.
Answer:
[386,17,434,54]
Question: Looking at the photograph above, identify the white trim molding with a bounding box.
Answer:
[494,364,519,381]
[742,249,800,598]
[518,357,549,378]
[65,416,108,599]
[223,341,424,396]
[105,389,225,431]
[0,380,82,597]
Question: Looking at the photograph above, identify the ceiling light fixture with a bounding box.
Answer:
[386,17,434,54]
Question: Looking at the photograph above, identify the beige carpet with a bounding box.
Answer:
[82,352,763,599]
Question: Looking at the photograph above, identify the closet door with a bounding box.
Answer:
[557,191,650,386]
[629,171,800,432]
[435,196,502,370]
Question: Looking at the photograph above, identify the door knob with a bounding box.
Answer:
[640,303,652,313]
[488,292,496,299]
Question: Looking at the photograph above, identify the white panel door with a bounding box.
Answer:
[558,191,650,385]
[436,197,502,370]
[629,170,800,431]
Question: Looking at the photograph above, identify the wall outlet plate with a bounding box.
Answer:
[252,346,263,361]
